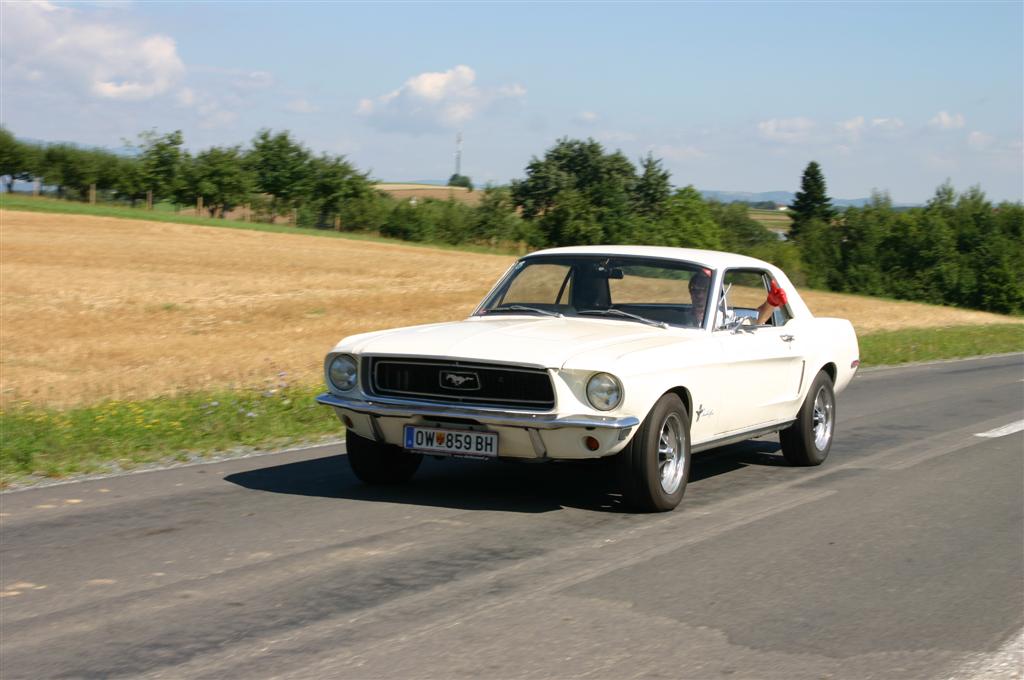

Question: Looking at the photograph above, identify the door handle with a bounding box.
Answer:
[780,334,795,342]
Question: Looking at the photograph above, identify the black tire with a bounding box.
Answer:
[345,431,422,484]
[617,393,691,512]
[780,371,836,466]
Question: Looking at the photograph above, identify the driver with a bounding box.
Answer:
[688,269,788,326]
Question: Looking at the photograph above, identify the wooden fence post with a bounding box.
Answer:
[334,215,341,230]
[292,209,298,226]
[33,179,40,197]
[146,190,153,210]
[89,184,96,204]
[197,196,204,216]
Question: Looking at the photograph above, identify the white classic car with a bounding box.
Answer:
[318,246,859,511]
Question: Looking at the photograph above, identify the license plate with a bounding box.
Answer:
[403,425,498,458]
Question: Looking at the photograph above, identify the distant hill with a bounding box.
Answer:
[700,190,918,208]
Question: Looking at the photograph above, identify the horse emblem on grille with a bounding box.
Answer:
[440,370,480,390]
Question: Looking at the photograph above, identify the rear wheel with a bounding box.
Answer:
[780,371,835,466]
[346,431,422,484]
[617,394,691,512]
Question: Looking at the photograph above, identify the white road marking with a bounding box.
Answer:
[975,420,1024,438]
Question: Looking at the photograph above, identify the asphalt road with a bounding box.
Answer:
[2,354,1022,680]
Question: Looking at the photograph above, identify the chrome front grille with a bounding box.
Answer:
[364,357,554,410]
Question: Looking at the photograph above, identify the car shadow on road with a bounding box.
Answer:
[225,438,788,514]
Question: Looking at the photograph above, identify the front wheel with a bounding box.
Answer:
[780,371,835,466]
[617,394,691,512]
[346,430,423,484]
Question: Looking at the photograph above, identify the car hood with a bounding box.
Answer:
[337,315,703,369]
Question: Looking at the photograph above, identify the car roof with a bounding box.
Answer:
[523,245,775,272]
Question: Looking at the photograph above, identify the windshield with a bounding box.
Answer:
[476,255,714,329]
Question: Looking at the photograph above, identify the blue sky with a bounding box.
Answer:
[3,1,1022,202]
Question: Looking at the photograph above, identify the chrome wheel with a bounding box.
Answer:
[812,385,834,450]
[657,413,687,495]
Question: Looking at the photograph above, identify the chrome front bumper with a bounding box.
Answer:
[316,393,640,430]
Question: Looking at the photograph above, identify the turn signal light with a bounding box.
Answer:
[584,436,600,451]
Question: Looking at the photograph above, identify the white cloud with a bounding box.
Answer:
[757,117,816,143]
[870,117,904,131]
[967,131,994,151]
[357,65,526,132]
[929,111,966,130]
[4,1,185,101]
[285,98,318,114]
[574,111,599,124]
[176,88,196,107]
[835,115,905,145]
[837,116,866,141]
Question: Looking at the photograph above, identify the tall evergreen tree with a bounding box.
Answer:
[789,161,835,240]
[633,153,672,219]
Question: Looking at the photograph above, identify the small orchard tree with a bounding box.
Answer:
[187,146,253,217]
[40,144,99,200]
[137,130,185,203]
[447,173,473,191]
[0,127,30,193]
[248,129,312,219]
[308,154,375,227]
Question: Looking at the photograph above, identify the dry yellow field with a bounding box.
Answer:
[2,210,1019,408]
[375,183,482,206]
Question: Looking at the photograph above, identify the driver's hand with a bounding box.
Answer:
[767,280,788,307]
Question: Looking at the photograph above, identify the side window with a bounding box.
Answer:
[722,270,768,310]
[718,269,791,327]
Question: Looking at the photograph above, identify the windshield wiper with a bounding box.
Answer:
[485,305,563,318]
[577,308,668,329]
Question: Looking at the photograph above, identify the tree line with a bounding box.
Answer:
[1,128,1020,314]
[792,162,1022,315]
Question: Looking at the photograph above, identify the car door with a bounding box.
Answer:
[711,269,805,434]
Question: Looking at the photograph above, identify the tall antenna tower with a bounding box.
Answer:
[454,131,462,177]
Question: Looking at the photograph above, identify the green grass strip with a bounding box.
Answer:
[2,324,1021,486]
[859,324,1024,366]
[0,385,342,484]
[0,194,520,255]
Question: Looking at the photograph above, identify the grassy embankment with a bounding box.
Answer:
[0,193,518,255]
[1,201,1021,484]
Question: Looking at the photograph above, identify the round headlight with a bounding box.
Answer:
[328,354,358,392]
[586,373,622,411]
